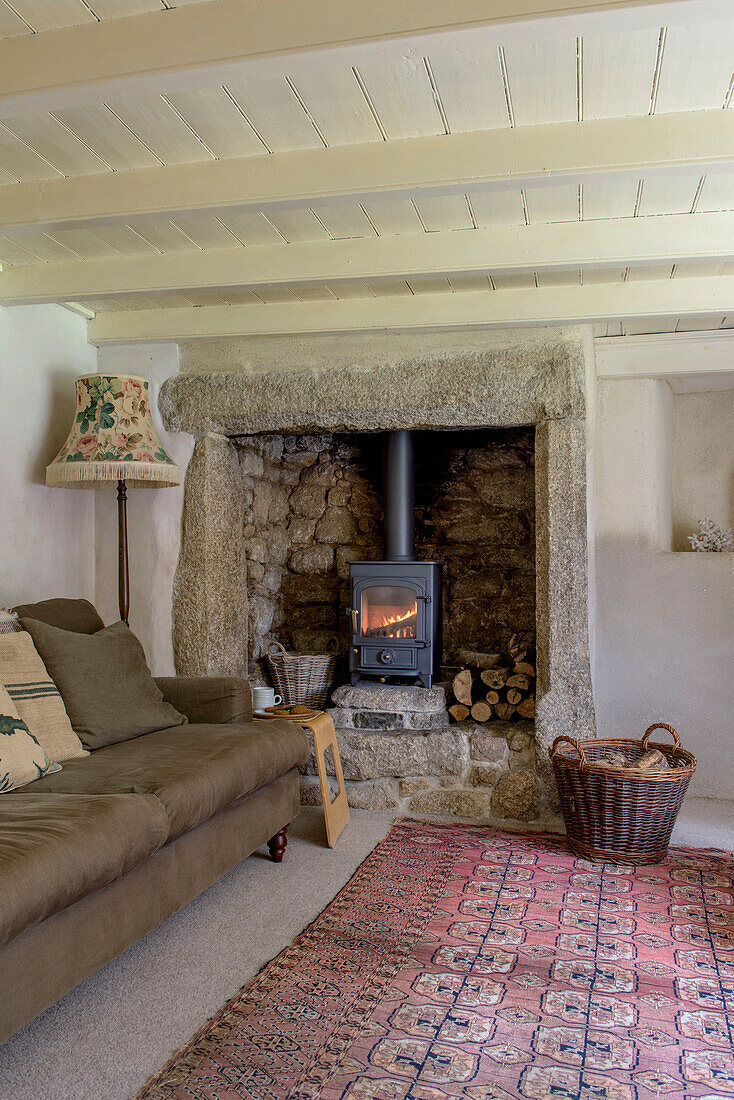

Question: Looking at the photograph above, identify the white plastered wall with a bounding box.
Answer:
[93,344,194,675]
[0,304,97,607]
[593,365,734,799]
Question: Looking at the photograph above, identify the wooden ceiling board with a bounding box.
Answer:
[6,229,79,261]
[672,259,726,279]
[252,285,299,303]
[286,70,382,146]
[219,288,261,305]
[466,189,526,227]
[312,204,376,240]
[0,5,32,37]
[405,275,453,295]
[491,271,537,290]
[124,218,201,252]
[626,263,674,281]
[426,48,508,133]
[0,236,42,264]
[225,76,323,152]
[623,315,678,334]
[76,297,133,312]
[51,104,161,170]
[106,94,214,164]
[536,268,581,287]
[655,22,734,114]
[581,266,627,284]
[265,208,331,243]
[216,211,287,246]
[581,28,658,119]
[447,273,493,293]
[354,58,444,140]
[582,177,640,220]
[4,0,95,32]
[167,213,242,250]
[325,281,375,300]
[164,86,266,159]
[179,289,228,306]
[45,227,120,258]
[414,194,474,232]
[90,224,159,255]
[359,199,424,236]
[637,171,703,215]
[674,312,726,331]
[2,112,108,175]
[368,279,413,297]
[501,38,577,126]
[698,172,734,212]
[524,184,579,223]
[293,284,336,301]
[88,0,163,16]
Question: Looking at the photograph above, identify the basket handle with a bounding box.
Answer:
[550,735,588,770]
[642,722,680,750]
[267,641,289,658]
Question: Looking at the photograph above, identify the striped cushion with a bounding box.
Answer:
[0,610,21,636]
[0,633,87,762]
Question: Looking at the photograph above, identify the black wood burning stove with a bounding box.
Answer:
[348,431,442,687]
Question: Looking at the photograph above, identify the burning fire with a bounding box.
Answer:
[364,603,417,639]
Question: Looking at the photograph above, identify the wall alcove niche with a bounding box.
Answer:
[160,330,596,785]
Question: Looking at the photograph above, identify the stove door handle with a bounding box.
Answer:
[350,608,359,636]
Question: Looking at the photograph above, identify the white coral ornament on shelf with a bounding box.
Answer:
[688,517,734,553]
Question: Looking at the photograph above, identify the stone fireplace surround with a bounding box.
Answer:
[161,332,595,820]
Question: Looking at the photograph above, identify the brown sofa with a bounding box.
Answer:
[0,598,309,1045]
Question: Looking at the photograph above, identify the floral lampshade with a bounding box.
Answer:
[46,374,181,489]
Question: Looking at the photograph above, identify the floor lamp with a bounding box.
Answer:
[46,374,181,624]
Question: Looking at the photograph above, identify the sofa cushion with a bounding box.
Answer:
[0,792,170,948]
[19,618,187,751]
[23,720,310,839]
[12,598,104,635]
[0,631,88,762]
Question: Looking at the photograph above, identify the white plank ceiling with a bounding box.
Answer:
[0,0,733,339]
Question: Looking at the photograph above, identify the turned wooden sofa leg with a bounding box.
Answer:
[267,826,288,863]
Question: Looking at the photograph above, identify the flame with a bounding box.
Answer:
[376,605,416,630]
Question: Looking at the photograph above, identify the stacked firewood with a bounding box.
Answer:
[448,635,536,723]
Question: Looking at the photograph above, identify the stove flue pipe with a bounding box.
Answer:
[384,430,415,561]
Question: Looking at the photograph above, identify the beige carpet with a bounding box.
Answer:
[0,799,730,1100]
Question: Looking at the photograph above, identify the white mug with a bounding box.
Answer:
[252,686,283,710]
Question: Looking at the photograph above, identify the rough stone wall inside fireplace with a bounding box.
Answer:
[236,427,535,680]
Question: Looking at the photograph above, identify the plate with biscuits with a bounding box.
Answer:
[254,703,323,721]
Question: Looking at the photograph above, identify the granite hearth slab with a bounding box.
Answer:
[331,683,447,713]
[327,708,449,731]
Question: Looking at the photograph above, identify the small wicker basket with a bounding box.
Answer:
[266,640,338,709]
[551,723,697,864]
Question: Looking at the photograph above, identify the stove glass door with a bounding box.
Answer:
[360,585,417,640]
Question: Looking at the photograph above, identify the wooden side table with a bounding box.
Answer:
[255,710,350,848]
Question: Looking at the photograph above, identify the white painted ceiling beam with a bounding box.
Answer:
[3,110,733,234]
[0,0,727,117]
[4,212,734,305]
[596,329,734,378]
[87,274,734,344]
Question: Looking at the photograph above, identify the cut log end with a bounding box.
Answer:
[452,668,473,706]
[470,700,493,723]
[449,703,470,722]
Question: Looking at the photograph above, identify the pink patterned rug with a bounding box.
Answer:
[137,818,734,1099]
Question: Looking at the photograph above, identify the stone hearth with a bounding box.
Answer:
[297,682,546,821]
[161,330,596,815]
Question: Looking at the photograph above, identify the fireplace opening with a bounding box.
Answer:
[235,426,535,686]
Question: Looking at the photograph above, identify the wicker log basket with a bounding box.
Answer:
[551,723,697,864]
[266,640,338,709]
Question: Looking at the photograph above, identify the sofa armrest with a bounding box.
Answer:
[154,677,252,725]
